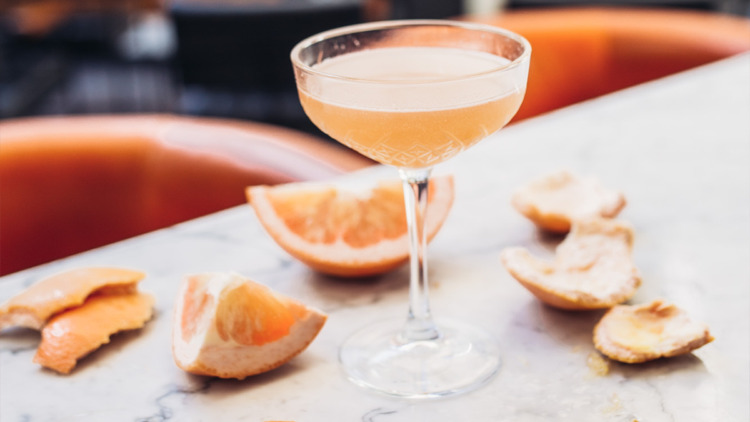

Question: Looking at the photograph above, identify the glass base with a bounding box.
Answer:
[339,318,501,399]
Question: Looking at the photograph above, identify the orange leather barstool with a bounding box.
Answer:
[464,7,750,122]
[0,115,373,275]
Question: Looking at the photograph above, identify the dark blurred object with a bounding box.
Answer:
[168,0,362,133]
[0,0,160,37]
[0,41,68,117]
[0,1,175,119]
[389,0,463,18]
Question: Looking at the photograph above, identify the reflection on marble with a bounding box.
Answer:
[1,54,749,421]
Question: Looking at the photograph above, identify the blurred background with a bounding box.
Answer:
[1,0,748,135]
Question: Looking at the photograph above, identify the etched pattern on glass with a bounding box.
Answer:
[362,138,464,167]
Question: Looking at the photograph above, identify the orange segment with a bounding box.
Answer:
[269,182,406,247]
[246,175,454,277]
[0,267,145,331]
[33,292,155,374]
[215,282,296,346]
[172,272,327,379]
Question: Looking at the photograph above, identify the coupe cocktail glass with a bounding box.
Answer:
[291,20,530,398]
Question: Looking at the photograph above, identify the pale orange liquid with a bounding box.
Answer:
[299,47,524,168]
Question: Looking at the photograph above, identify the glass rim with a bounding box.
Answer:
[290,19,532,85]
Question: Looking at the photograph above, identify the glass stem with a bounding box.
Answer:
[399,167,440,343]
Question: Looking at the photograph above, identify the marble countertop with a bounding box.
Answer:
[2,53,748,422]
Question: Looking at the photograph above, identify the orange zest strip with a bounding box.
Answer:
[33,292,155,374]
[0,267,145,331]
[216,283,296,346]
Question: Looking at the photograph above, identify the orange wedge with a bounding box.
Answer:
[33,292,155,374]
[0,267,145,331]
[172,272,327,379]
[246,175,454,277]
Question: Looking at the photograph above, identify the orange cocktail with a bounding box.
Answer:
[291,20,530,398]
[298,47,524,168]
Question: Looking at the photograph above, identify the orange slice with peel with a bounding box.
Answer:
[246,175,454,277]
[594,300,714,363]
[33,292,155,374]
[172,272,327,379]
[0,267,145,331]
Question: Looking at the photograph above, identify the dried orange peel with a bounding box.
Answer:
[511,170,626,233]
[0,267,146,331]
[594,300,714,363]
[172,272,327,379]
[501,218,641,310]
[247,175,454,277]
[33,292,155,374]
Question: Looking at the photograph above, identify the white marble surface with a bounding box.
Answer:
[2,53,749,422]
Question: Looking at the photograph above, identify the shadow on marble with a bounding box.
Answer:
[305,267,410,312]
[0,326,40,354]
[607,353,708,379]
[187,351,324,396]
[514,300,607,347]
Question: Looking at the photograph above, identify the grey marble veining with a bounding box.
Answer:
[1,53,748,421]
